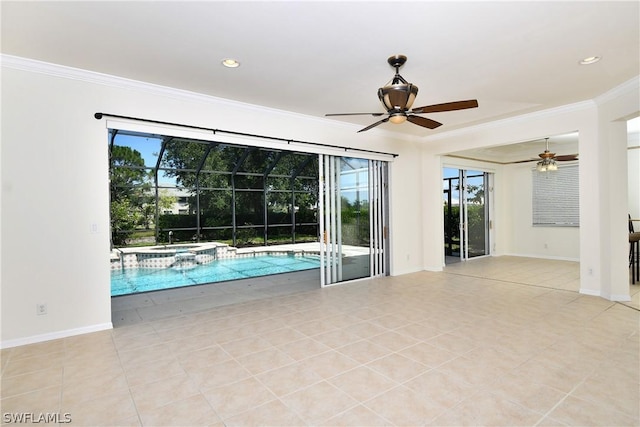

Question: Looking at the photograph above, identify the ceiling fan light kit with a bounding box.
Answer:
[325,54,479,132]
[536,138,559,172]
[389,113,408,124]
[536,156,558,172]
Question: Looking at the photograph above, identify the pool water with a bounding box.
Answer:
[111,254,321,296]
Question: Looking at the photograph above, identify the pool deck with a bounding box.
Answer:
[111,241,371,271]
[236,242,370,258]
[113,242,370,258]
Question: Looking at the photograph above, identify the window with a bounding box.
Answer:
[532,164,579,226]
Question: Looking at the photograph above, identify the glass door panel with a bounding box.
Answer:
[339,157,371,281]
[443,168,461,260]
[463,170,489,258]
[320,155,388,286]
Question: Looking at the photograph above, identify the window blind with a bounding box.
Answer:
[532,164,579,226]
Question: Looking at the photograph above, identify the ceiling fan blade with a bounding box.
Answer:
[411,99,479,114]
[325,112,386,117]
[357,117,389,133]
[407,115,442,129]
[509,154,578,164]
[510,158,538,164]
[555,154,579,161]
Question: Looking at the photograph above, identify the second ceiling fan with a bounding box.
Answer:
[326,55,479,133]
[512,137,578,171]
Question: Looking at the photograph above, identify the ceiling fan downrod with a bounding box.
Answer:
[379,55,418,115]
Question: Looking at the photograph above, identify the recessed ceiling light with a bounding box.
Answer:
[579,56,601,65]
[221,58,240,68]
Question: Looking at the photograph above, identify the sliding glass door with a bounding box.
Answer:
[319,156,388,286]
[444,168,491,263]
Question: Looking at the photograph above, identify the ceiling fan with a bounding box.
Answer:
[325,54,479,133]
[512,138,579,170]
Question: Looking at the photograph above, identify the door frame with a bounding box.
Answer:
[442,165,494,264]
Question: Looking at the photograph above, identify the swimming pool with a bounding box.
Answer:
[111,253,321,296]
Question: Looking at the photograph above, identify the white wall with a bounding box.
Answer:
[0,58,424,347]
[592,84,639,300]
[388,140,425,276]
[2,68,113,346]
[501,163,580,260]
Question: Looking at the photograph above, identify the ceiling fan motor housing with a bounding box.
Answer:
[378,83,418,111]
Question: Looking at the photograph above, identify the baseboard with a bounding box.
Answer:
[501,252,579,262]
[579,288,601,297]
[1,322,113,349]
[390,266,442,276]
[579,288,631,302]
[608,294,632,302]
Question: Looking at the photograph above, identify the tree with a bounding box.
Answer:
[465,183,485,204]
[111,198,143,246]
[158,189,177,213]
[109,145,151,245]
[110,145,148,200]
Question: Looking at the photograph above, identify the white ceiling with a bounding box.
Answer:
[2,1,639,157]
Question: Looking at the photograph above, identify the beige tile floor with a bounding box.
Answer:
[2,256,639,426]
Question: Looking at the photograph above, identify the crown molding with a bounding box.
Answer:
[593,76,640,106]
[0,54,281,111]
[2,54,175,97]
[0,55,333,125]
[423,100,596,143]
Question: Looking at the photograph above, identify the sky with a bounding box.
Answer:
[113,133,176,186]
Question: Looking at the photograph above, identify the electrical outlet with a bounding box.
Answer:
[36,303,47,315]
